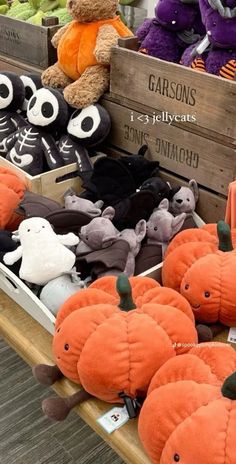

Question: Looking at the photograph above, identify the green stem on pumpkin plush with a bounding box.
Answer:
[117,274,136,311]
[217,220,233,252]
[221,372,236,400]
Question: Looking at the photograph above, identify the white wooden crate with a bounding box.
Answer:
[0,212,204,334]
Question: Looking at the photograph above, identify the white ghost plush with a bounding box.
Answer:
[3,217,79,285]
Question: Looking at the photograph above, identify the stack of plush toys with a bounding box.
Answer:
[1,146,200,315]
[0,71,112,176]
[137,0,236,79]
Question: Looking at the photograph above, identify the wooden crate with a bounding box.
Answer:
[110,38,236,147]
[0,157,81,205]
[0,52,42,74]
[102,95,229,223]
[0,16,60,69]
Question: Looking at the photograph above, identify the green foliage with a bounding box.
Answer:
[26,9,45,23]
[40,0,59,12]
[0,4,8,13]
[46,7,72,24]
[6,1,36,19]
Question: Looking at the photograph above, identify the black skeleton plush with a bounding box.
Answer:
[20,74,42,115]
[5,87,69,176]
[58,104,111,172]
[0,72,28,155]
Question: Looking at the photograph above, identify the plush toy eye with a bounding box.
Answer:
[25,86,34,101]
[187,198,190,202]
[174,454,180,462]
[42,102,54,118]
[174,10,178,14]
[27,229,31,232]
[64,343,69,351]
[204,291,210,298]
[72,200,76,203]
[29,96,36,110]
[57,328,60,333]
[154,226,158,231]
[81,116,94,132]
[185,284,189,290]
[42,226,45,229]
[0,83,9,99]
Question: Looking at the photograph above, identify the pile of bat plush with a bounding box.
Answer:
[0,70,111,175]
[1,138,199,315]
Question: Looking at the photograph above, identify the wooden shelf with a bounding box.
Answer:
[0,290,150,464]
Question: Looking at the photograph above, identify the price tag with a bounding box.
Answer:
[97,406,130,434]
[228,327,236,344]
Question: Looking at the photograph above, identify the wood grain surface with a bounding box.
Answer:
[0,16,59,68]
[110,46,236,144]
[102,98,236,196]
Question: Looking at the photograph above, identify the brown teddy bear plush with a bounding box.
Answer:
[41,0,133,108]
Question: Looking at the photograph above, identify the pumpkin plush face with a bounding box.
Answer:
[53,275,197,403]
[181,253,236,325]
[139,343,236,464]
[163,221,236,326]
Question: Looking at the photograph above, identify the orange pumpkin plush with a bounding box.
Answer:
[163,221,236,326]
[0,166,26,230]
[139,342,236,464]
[33,274,197,421]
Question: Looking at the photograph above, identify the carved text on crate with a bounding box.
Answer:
[124,125,199,169]
[0,28,20,44]
[148,75,196,106]
[155,137,199,169]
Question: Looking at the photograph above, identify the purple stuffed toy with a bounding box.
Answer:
[136,0,205,63]
[181,0,236,78]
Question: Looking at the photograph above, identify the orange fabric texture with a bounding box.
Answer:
[0,167,26,230]
[225,181,236,229]
[162,224,236,326]
[57,16,133,80]
[139,343,236,464]
[53,276,197,402]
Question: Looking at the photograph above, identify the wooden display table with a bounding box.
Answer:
[0,290,231,463]
[0,290,150,464]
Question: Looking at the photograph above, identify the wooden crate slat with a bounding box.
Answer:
[0,16,59,68]
[0,53,42,74]
[110,46,236,143]
[102,98,236,196]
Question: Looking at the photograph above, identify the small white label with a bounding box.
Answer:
[97,406,130,434]
[228,327,236,344]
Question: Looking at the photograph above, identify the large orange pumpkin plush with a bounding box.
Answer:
[33,274,197,421]
[139,342,236,464]
[163,221,236,327]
